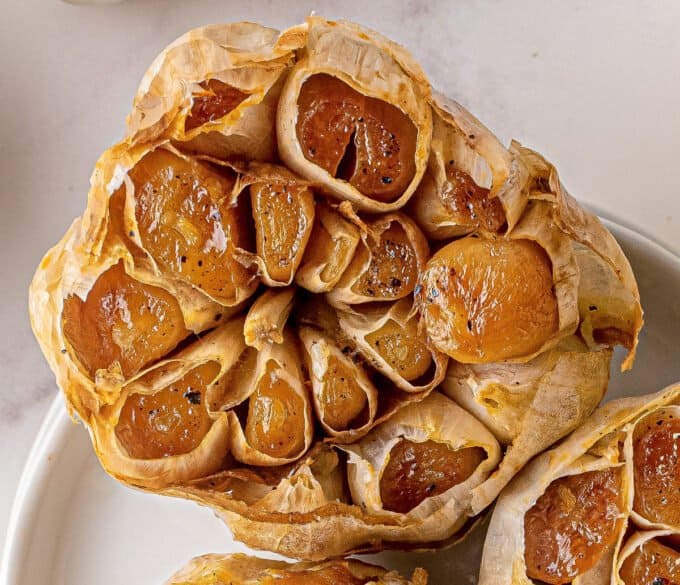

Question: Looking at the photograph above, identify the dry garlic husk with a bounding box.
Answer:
[277,16,432,212]
[479,382,680,585]
[29,16,644,562]
[443,336,612,509]
[327,211,430,308]
[513,142,643,370]
[409,93,529,240]
[243,287,296,350]
[295,202,362,293]
[126,22,301,161]
[165,553,428,585]
[337,298,448,393]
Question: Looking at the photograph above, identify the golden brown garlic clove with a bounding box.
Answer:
[631,406,680,530]
[409,94,528,239]
[62,260,190,381]
[479,383,680,585]
[327,212,429,308]
[417,201,581,364]
[165,553,428,585]
[523,467,626,584]
[618,532,680,585]
[89,316,247,488]
[299,326,378,440]
[229,329,313,466]
[337,298,447,393]
[277,17,432,212]
[244,165,316,286]
[295,202,362,293]
[341,393,500,521]
[126,148,258,306]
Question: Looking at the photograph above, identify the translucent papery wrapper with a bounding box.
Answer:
[299,326,379,441]
[337,298,448,393]
[295,202,362,293]
[126,22,302,160]
[327,211,430,309]
[478,382,680,585]
[277,16,432,212]
[443,336,612,512]
[165,553,428,585]
[228,328,314,466]
[243,287,296,350]
[409,93,529,240]
[91,317,247,488]
[511,142,643,370]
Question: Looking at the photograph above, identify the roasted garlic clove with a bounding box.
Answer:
[277,17,432,212]
[165,553,428,585]
[525,467,626,584]
[512,141,643,370]
[618,531,680,585]
[126,22,301,161]
[341,392,500,526]
[409,94,528,239]
[299,326,378,440]
[443,337,612,510]
[125,147,258,306]
[61,260,190,382]
[229,329,313,466]
[630,405,680,530]
[327,212,429,308]
[337,298,447,393]
[295,202,362,293]
[479,383,680,585]
[90,317,247,487]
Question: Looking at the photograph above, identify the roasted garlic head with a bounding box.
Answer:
[29,17,642,560]
[165,554,428,585]
[479,383,680,585]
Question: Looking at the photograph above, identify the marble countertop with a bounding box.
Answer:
[2,0,679,556]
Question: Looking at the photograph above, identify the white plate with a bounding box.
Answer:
[3,221,680,585]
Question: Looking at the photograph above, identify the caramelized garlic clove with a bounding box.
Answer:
[341,392,500,524]
[338,298,447,393]
[277,17,432,212]
[327,212,429,308]
[127,148,258,306]
[299,326,378,440]
[127,22,300,161]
